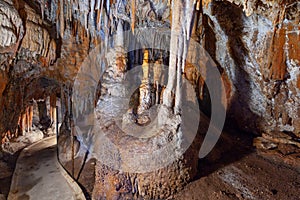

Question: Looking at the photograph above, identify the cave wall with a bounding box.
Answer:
[0,0,59,141]
[0,0,299,199]
[201,1,300,148]
[1,0,298,149]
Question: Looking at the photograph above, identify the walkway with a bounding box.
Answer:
[8,136,85,200]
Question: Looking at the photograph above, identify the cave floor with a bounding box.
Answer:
[63,125,300,200]
[7,136,84,200]
[171,128,300,200]
[1,129,299,200]
[172,151,300,200]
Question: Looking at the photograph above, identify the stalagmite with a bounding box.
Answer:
[59,0,65,38]
[137,49,152,115]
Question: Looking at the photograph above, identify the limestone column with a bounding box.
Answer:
[50,93,57,131]
[137,49,152,115]
[28,105,33,132]
[21,112,27,134]
[25,105,33,132]
[153,56,163,105]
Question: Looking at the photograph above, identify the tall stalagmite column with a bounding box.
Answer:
[137,49,152,115]
[92,1,201,199]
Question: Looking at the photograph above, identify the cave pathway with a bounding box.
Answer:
[7,136,85,200]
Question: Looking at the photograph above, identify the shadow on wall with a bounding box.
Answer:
[195,1,260,178]
[210,0,262,135]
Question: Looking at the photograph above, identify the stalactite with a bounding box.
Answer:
[56,0,60,38]
[163,0,195,114]
[163,0,180,109]
[131,0,136,33]
[97,0,104,31]
[59,0,65,38]
[96,7,101,30]
[191,1,201,41]
[84,12,88,31]
[78,0,90,31]
[41,0,45,20]
[69,0,73,21]
[96,0,101,10]
[91,0,96,20]
[185,0,195,41]
[50,0,57,22]
[175,0,195,114]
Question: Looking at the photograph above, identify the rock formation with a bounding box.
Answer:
[0,0,299,199]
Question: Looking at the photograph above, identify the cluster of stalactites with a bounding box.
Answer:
[45,0,115,39]
[46,0,174,41]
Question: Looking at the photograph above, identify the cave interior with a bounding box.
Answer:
[0,0,299,199]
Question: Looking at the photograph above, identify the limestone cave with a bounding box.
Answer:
[0,0,299,199]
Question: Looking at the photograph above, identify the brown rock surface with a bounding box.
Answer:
[0,0,299,199]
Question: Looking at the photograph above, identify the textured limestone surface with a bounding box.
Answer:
[199,1,299,155]
[0,0,23,50]
[0,0,299,199]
